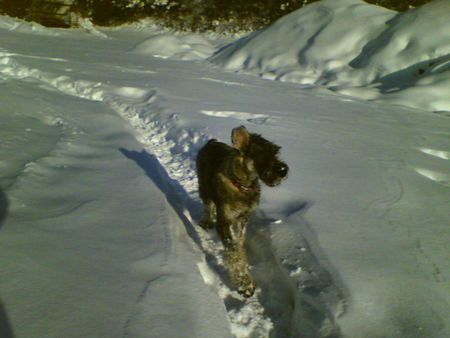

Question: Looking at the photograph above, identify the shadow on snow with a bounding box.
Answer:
[0,188,15,338]
[120,148,347,337]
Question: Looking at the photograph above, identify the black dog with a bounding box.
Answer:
[196,126,288,297]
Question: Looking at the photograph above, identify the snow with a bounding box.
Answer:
[0,15,60,35]
[130,33,216,60]
[211,0,450,113]
[0,1,449,337]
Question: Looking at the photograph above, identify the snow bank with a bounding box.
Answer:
[78,17,110,38]
[0,15,60,35]
[211,0,450,112]
[212,0,394,81]
[130,33,216,60]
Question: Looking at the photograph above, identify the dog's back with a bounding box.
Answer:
[196,139,233,202]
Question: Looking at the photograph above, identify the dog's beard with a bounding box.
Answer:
[261,170,288,187]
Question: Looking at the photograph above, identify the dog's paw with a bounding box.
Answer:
[234,267,257,298]
[224,246,256,297]
[237,278,256,298]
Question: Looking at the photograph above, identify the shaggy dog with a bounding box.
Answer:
[196,126,288,296]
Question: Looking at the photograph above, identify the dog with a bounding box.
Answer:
[196,126,288,297]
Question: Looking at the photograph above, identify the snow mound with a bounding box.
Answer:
[78,18,110,39]
[0,15,60,36]
[211,0,450,112]
[212,0,393,81]
[130,33,216,60]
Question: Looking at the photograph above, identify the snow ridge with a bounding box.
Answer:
[210,0,450,113]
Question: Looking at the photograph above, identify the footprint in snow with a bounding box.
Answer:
[417,147,450,160]
[200,77,247,87]
[200,110,270,124]
[413,168,450,187]
[413,148,450,187]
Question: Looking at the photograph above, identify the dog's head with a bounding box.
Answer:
[232,126,289,187]
[224,148,258,190]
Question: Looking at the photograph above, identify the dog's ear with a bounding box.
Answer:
[232,125,250,151]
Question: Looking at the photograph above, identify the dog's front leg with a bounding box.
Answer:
[199,200,216,229]
[225,244,256,298]
[217,205,256,297]
[216,204,235,248]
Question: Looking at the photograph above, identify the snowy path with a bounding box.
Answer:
[0,78,231,337]
[1,22,449,338]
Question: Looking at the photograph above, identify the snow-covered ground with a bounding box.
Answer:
[0,1,449,337]
[212,0,450,113]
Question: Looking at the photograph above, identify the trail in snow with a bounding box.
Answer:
[0,49,273,336]
[0,43,346,337]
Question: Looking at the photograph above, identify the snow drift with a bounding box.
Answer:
[0,14,60,35]
[130,33,216,60]
[211,0,450,112]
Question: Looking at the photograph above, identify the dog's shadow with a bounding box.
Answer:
[120,148,234,286]
[120,148,202,242]
[120,148,284,327]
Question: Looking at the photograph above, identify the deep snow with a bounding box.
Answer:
[0,1,449,337]
[211,0,450,113]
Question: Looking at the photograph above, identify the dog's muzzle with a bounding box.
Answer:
[264,162,289,187]
[275,163,289,178]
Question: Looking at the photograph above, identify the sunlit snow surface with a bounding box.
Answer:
[211,0,450,113]
[0,1,449,337]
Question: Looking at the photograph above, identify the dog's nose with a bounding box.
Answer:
[276,163,289,177]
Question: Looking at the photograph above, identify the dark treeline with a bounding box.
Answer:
[0,0,433,31]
